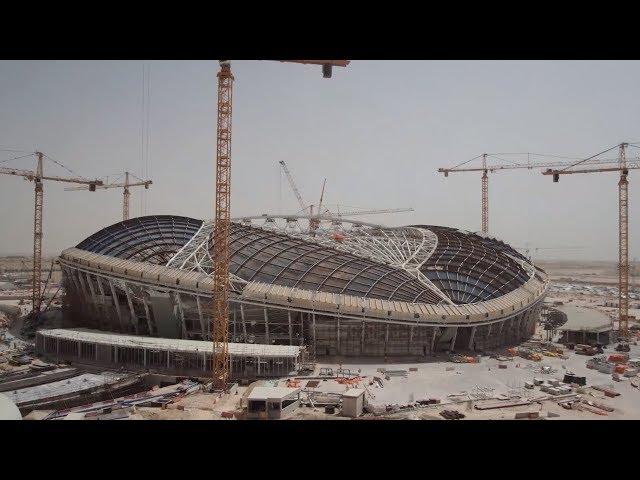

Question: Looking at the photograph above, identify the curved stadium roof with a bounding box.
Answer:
[73,215,536,306]
[77,215,202,265]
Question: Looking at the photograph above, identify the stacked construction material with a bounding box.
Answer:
[43,379,201,420]
[586,355,615,374]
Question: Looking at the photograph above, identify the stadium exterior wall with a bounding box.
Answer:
[59,247,546,357]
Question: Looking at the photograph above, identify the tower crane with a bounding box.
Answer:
[212,60,349,389]
[309,178,327,233]
[330,207,414,217]
[279,160,412,227]
[0,151,102,315]
[543,142,640,340]
[438,152,634,234]
[279,160,309,214]
[65,171,152,221]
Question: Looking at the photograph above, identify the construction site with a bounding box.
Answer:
[2,60,640,421]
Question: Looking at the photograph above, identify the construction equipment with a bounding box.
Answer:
[279,160,309,214]
[211,60,349,390]
[438,152,635,234]
[331,207,414,217]
[309,178,326,233]
[279,160,413,222]
[65,171,152,221]
[543,142,640,340]
[0,152,102,315]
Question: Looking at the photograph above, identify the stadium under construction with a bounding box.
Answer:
[55,214,549,362]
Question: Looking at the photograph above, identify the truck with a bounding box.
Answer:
[575,344,597,356]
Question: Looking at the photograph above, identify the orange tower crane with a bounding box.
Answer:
[0,151,102,315]
[65,171,152,221]
[211,60,349,390]
[543,142,640,339]
[438,152,630,234]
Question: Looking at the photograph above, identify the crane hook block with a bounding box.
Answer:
[553,173,559,183]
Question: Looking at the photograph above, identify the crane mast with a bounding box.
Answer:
[65,171,152,221]
[543,142,640,340]
[481,153,488,234]
[618,143,629,338]
[439,152,639,235]
[0,151,102,315]
[212,61,234,389]
[310,178,326,233]
[123,171,131,221]
[279,161,307,212]
[211,60,348,390]
[32,152,44,314]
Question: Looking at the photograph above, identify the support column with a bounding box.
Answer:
[312,313,317,357]
[174,293,187,338]
[384,323,390,356]
[95,275,109,326]
[431,327,438,355]
[68,268,83,298]
[468,326,477,351]
[263,308,270,344]
[233,307,237,341]
[450,327,458,352]
[196,296,206,339]
[288,311,293,345]
[84,272,98,307]
[123,284,138,333]
[76,271,95,318]
[240,304,247,341]
[108,279,125,331]
[336,316,341,355]
[361,321,365,355]
[300,314,304,346]
[142,298,154,336]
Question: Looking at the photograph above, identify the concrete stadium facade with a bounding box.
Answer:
[58,215,548,357]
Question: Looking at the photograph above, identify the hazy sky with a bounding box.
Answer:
[1,60,639,261]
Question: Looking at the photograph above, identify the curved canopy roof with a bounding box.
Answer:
[76,215,202,265]
[227,223,443,303]
[74,215,535,306]
[416,225,529,304]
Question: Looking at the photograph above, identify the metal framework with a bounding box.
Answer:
[33,154,44,314]
[543,142,640,339]
[481,154,488,234]
[212,61,234,388]
[619,145,629,338]
[60,211,547,358]
[439,151,640,235]
[0,151,102,315]
[65,171,152,221]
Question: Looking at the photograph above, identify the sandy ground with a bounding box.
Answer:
[5,258,640,420]
[538,260,640,288]
[284,338,640,420]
